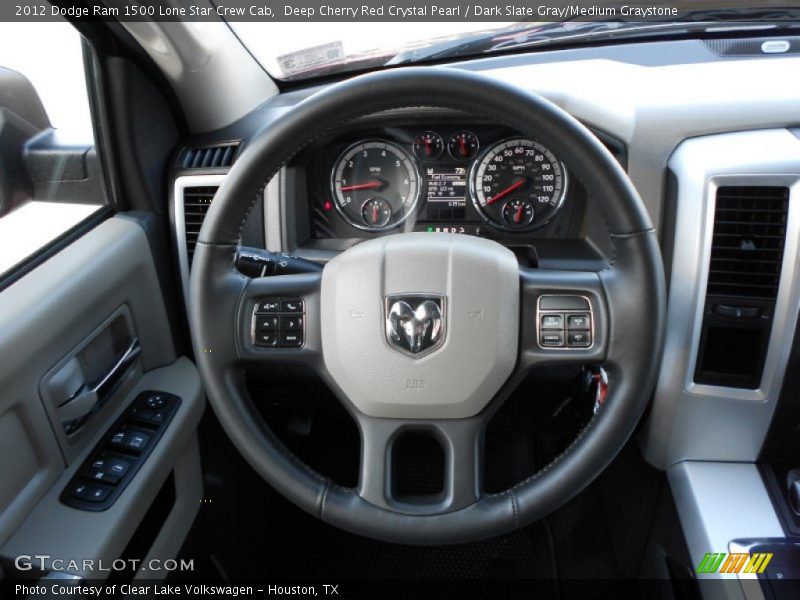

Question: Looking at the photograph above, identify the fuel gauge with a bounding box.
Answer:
[361,197,393,228]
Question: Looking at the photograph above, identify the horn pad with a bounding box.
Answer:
[320,233,519,419]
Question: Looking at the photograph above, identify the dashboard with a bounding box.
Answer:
[170,38,800,586]
[172,40,800,472]
[295,113,624,253]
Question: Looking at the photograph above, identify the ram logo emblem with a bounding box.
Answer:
[385,295,446,358]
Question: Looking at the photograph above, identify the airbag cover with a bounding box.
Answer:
[321,233,519,418]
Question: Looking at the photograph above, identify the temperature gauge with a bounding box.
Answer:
[502,198,535,228]
[413,131,444,161]
[361,197,393,228]
[448,130,480,161]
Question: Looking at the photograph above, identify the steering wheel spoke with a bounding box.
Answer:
[236,271,323,368]
[517,266,609,371]
[356,414,484,515]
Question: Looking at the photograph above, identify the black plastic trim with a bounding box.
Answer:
[60,390,181,512]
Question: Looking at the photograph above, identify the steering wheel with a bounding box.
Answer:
[189,67,666,544]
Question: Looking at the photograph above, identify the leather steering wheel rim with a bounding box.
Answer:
[189,67,666,544]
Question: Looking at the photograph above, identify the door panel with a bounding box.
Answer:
[0,216,203,572]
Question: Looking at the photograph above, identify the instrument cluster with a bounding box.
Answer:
[307,122,579,243]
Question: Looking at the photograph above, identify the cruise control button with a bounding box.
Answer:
[540,314,563,330]
[280,316,303,331]
[540,332,564,347]
[280,332,303,347]
[567,331,592,347]
[256,299,281,313]
[254,331,278,347]
[281,299,303,313]
[567,314,591,331]
[255,316,279,331]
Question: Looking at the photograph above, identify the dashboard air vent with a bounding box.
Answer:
[707,186,789,299]
[179,143,239,170]
[183,186,217,265]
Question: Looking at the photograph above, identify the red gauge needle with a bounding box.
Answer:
[514,205,524,224]
[459,137,468,157]
[372,204,380,224]
[339,180,382,192]
[424,138,432,156]
[487,179,526,205]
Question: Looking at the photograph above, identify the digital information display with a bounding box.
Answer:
[425,166,468,220]
[425,166,467,206]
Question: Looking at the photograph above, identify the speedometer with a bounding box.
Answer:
[331,140,421,231]
[471,138,567,231]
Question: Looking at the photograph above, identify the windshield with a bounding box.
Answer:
[227,3,799,81]
[231,22,511,79]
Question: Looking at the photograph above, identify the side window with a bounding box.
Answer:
[0,20,107,280]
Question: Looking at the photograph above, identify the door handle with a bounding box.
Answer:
[57,338,141,425]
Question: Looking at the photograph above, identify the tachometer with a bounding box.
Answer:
[471,138,567,231]
[331,140,420,231]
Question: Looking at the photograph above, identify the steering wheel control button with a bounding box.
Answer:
[540,332,565,347]
[567,315,591,330]
[256,316,279,331]
[281,299,304,313]
[541,314,563,330]
[255,332,279,347]
[567,332,592,347]
[280,332,303,347]
[280,316,303,331]
[252,297,306,349]
[537,296,594,350]
[539,295,590,311]
[256,299,281,313]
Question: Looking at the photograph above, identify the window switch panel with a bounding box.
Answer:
[60,391,181,511]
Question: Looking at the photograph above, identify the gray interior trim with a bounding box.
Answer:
[174,174,227,309]
[38,304,142,465]
[135,432,203,580]
[669,462,783,598]
[264,169,282,251]
[0,357,205,580]
[113,17,278,133]
[0,218,176,547]
[642,130,800,469]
